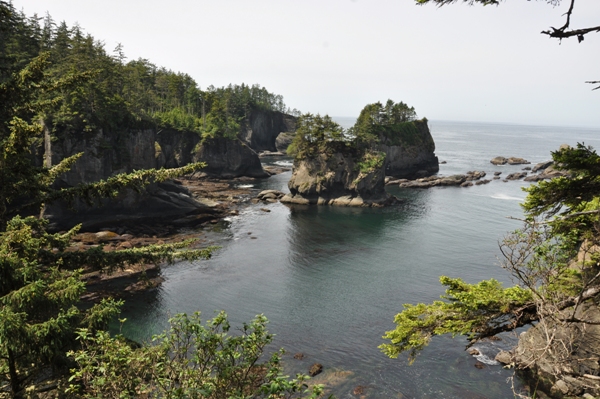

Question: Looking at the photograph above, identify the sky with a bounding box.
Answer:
[13,0,600,127]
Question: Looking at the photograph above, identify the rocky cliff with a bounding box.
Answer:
[41,110,294,229]
[281,146,393,207]
[494,302,600,399]
[46,110,294,186]
[239,110,296,152]
[377,119,439,178]
[192,137,269,178]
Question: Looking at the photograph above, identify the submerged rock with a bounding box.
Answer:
[309,363,323,377]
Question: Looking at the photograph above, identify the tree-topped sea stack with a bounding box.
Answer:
[352,100,438,178]
[281,114,391,206]
[281,100,437,206]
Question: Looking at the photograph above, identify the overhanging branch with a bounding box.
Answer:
[541,25,600,42]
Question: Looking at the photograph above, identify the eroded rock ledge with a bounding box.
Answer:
[391,171,489,188]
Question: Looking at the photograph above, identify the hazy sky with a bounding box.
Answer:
[14,0,600,127]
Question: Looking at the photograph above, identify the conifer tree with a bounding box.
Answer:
[0,48,210,398]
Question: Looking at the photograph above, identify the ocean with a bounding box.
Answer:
[118,120,600,398]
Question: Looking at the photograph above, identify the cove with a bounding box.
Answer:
[118,120,600,398]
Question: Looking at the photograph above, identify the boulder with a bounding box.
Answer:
[495,351,513,365]
[257,190,285,201]
[95,231,120,242]
[506,172,528,180]
[465,171,486,181]
[507,157,530,165]
[491,156,508,165]
[532,160,554,173]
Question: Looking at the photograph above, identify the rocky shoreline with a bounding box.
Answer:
[75,174,278,302]
[78,155,567,301]
[385,158,567,189]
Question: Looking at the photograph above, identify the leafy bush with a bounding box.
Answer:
[68,312,324,399]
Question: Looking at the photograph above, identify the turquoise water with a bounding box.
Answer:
[120,120,600,398]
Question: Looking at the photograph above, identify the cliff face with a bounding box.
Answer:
[192,138,269,178]
[41,110,293,229]
[155,129,200,169]
[47,109,292,185]
[50,128,157,186]
[377,119,439,178]
[239,110,296,152]
[281,149,392,207]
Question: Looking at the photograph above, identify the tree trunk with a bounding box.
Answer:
[7,347,22,397]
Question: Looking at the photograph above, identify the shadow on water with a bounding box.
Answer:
[284,188,435,261]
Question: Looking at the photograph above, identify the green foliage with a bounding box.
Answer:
[153,106,202,132]
[0,216,124,394]
[68,312,324,399]
[382,143,600,365]
[380,277,532,362]
[287,113,347,159]
[0,23,212,395]
[350,99,418,148]
[198,93,242,142]
[523,144,600,237]
[357,150,386,174]
[0,6,294,142]
[0,7,310,396]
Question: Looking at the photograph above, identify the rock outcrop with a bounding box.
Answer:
[239,110,296,153]
[490,156,530,165]
[45,180,223,232]
[40,109,295,228]
[395,171,487,188]
[495,302,600,398]
[193,138,269,178]
[46,109,295,185]
[275,131,296,154]
[281,149,393,207]
[377,119,439,178]
[49,127,269,185]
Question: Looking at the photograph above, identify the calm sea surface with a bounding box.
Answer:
[119,120,600,398]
